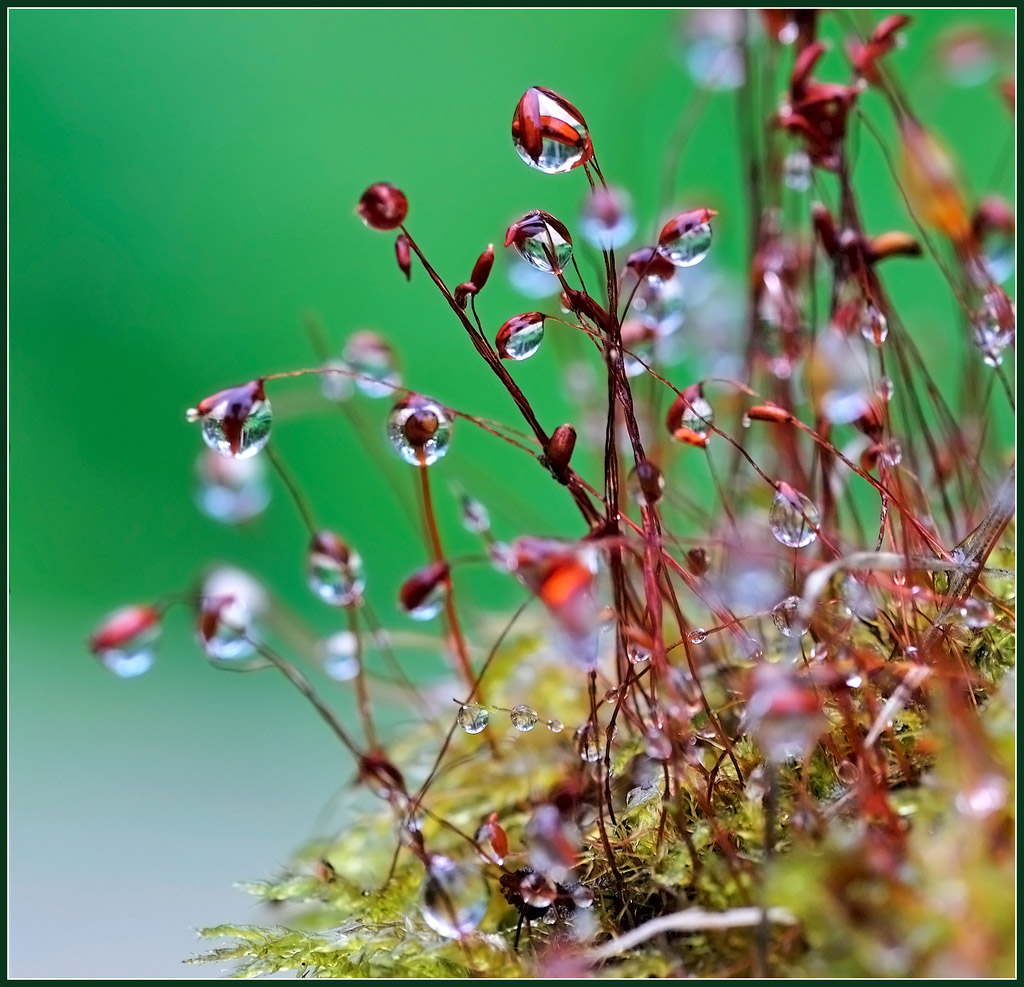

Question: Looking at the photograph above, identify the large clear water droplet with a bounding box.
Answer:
[510,704,539,732]
[195,449,270,525]
[420,855,489,940]
[771,595,809,637]
[90,605,160,678]
[189,380,272,460]
[496,312,545,361]
[512,86,592,175]
[387,395,454,466]
[306,535,366,606]
[343,331,401,398]
[319,630,360,681]
[457,704,490,735]
[657,211,714,268]
[769,485,820,548]
[506,211,573,275]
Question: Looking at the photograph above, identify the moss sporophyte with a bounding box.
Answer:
[90,11,1015,979]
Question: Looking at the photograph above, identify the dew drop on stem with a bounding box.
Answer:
[457,704,490,735]
[188,379,272,460]
[769,483,820,549]
[387,394,454,466]
[420,854,489,940]
[510,704,538,732]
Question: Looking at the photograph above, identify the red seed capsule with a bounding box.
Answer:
[471,244,495,290]
[395,233,412,280]
[545,423,577,479]
[356,182,408,231]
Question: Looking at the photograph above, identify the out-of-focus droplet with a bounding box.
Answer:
[746,664,825,764]
[939,25,997,88]
[195,449,270,525]
[771,595,809,637]
[459,494,490,534]
[546,719,564,734]
[627,460,666,507]
[657,209,716,268]
[807,324,875,424]
[343,331,401,398]
[512,86,592,175]
[510,704,539,732]
[574,721,602,763]
[506,211,574,275]
[496,312,545,361]
[769,483,820,548]
[961,597,994,629]
[956,773,1008,818]
[859,301,889,345]
[877,376,895,402]
[187,380,272,460]
[387,394,454,466]
[508,255,558,299]
[420,855,489,940]
[681,9,746,91]
[321,359,353,402]
[475,813,508,866]
[644,726,673,761]
[784,149,813,191]
[580,185,636,249]
[89,605,160,678]
[197,568,266,663]
[319,630,360,682]
[307,532,366,606]
[525,804,578,882]
[457,704,490,735]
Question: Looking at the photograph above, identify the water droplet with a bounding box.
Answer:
[746,664,825,764]
[519,870,559,908]
[506,211,574,275]
[628,645,651,666]
[603,686,621,704]
[496,312,545,361]
[940,26,997,88]
[320,631,360,682]
[190,380,272,459]
[387,394,454,466]
[687,628,707,645]
[573,721,602,763]
[580,185,636,249]
[627,460,666,507]
[981,228,1015,284]
[859,302,889,346]
[741,412,752,428]
[971,291,1016,367]
[512,87,592,175]
[956,774,1008,818]
[771,595,809,637]
[845,673,863,689]
[644,726,673,761]
[961,597,994,629]
[89,605,160,678]
[420,855,489,940]
[836,760,860,785]
[682,10,745,90]
[657,209,714,268]
[546,719,564,734]
[457,704,490,735]
[343,331,401,398]
[769,483,820,548]
[783,149,813,191]
[195,449,270,524]
[510,704,538,732]
[880,439,902,467]
[666,388,713,440]
[307,532,366,606]
[459,494,490,534]
[320,359,353,402]
[877,375,895,402]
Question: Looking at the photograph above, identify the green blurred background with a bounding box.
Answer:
[10,9,1014,977]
